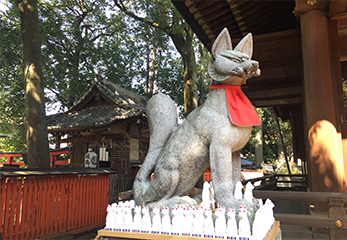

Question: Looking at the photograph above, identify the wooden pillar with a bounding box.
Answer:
[55,134,61,149]
[95,134,100,168]
[289,107,306,170]
[296,0,346,212]
[330,20,347,183]
[341,62,347,181]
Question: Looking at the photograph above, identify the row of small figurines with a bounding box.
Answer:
[105,198,275,240]
[201,181,255,211]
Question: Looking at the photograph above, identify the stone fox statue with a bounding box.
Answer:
[134,28,261,209]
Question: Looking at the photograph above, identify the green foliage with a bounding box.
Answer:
[37,0,185,108]
[241,108,293,164]
[0,2,26,151]
[1,0,187,151]
[0,124,26,151]
[276,161,302,174]
[39,0,129,107]
[2,0,290,162]
[111,0,198,116]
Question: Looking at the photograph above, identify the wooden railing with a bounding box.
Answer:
[0,146,73,168]
[249,175,347,239]
[108,174,134,203]
[242,173,308,191]
[0,168,115,240]
[0,152,26,167]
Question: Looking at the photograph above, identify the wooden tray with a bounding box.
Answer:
[94,221,280,240]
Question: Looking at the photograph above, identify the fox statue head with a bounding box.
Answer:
[208,28,261,86]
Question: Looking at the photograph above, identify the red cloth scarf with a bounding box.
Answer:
[210,84,261,126]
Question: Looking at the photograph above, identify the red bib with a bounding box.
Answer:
[210,85,261,126]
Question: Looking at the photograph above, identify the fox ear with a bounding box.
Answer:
[211,28,232,58]
[234,33,253,58]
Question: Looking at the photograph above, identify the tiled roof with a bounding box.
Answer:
[47,77,147,131]
[70,76,147,112]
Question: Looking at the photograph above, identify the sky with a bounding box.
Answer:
[0,1,8,12]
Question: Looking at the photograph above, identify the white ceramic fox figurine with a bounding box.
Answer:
[203,208,215,235]
[114,205,124,229]
[141,206,151,232]
[263,198,275,224]
[201,181,212,209]
[129,200,135,209]
[187,206,194,229]
[118,201,124,208]
[234,181,243,200]
[192,207,204,235]
[105,204,116,229]
[238,206,251,238]
[215,206,227,236]
[123,205,133,231]
[244,181,255,204]
[171,207,182,234]
[161,207,171,233]
[132,205,142,231]
[227,208,238,237]
[151,206,161,233]
[181,207,193,234]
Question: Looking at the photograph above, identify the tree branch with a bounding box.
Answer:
[169,31,186,57]
[46,87,60,95]
[113,0,170,35]
[90,30,117,43]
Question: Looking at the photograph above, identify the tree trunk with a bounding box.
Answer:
[16,0,50,168]
[199,43,205,106]
[182,28,198,117]
[68,52,80,107]
[145,40,150,94]
[149,46,157,94]
[254,125,263,168]
[113,3,199,116]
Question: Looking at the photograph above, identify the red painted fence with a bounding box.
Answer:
[0,147,73,168]
[0,168,115,240]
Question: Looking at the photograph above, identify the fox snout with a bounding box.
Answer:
[234,59,260,78]
[212,56,261,81]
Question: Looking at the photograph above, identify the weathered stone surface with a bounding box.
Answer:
[133,28,261,213]
[133,93,177,205]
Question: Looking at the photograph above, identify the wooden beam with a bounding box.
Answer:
[227,0,248,36]
[254,190,347,202]
[59,134,126,144]
[274,213,347,229]
[259,57,303,69]
[244,76,302,91]
[171,0,212,48]
[194,1,228,20]
[252,98,303,108]
[250,93,302,102]
[329,0,347,18]
[339,35,347,61]
[186,1,215,15]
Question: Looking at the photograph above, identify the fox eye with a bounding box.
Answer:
[229,57,241,63]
